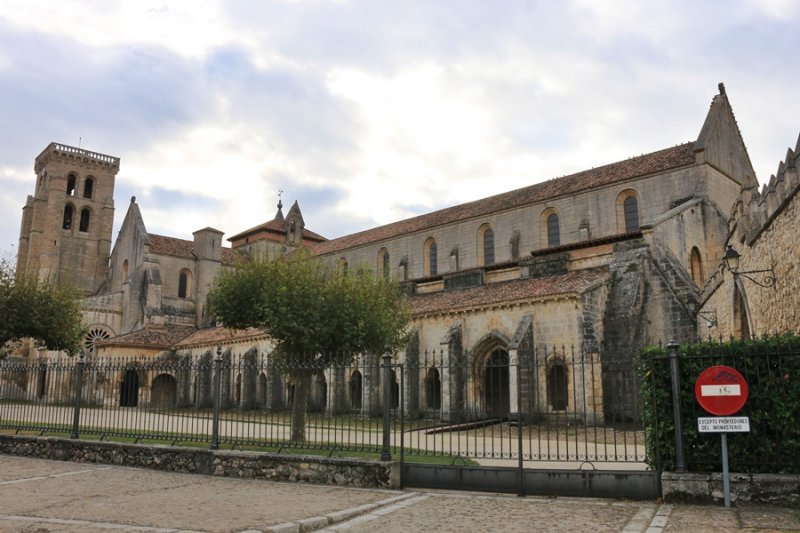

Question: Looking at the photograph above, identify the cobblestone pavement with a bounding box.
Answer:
[1,454,799,533]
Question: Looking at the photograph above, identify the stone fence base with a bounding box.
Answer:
[0,435,398,489]
[662,471,800,506]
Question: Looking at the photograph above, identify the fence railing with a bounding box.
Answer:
[646,337,800,474]
[0,345,648,466]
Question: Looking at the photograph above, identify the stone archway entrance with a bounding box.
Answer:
[484,349,510,418]
[120,369,139,407]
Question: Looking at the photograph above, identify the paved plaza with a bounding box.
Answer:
[0,454,798,532]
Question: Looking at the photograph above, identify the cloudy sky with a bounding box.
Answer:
[1,0,799,256]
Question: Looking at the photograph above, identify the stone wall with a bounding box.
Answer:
[662,471,800,506]
[699,147,800,338]
[0,435,398,488]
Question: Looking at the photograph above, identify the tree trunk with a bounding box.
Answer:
[290,369,311,442]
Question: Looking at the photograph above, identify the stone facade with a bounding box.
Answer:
[12,85,786,425]
[698,134,800,338]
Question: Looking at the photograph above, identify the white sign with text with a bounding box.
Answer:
[697,416,750,433]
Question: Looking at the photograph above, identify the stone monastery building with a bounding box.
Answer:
[12,85,799,420]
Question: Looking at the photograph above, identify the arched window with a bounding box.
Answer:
[178,269,192,299]
[66,175,76,196]
[62,204,73,230]
[624,196,640,232]
[547,213,560,247]
[690,247,704,287]
[378,248,390,278]
[83,177,94,199]
[424,237,438,276]
[617,190,641,233]
[425,367,441,410]
[349,370,362,409]
[122,259,129,281]
[477,224,494,266]
[547,359,568,411]
[79,208,90,232]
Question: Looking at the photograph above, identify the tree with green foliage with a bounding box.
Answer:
[209,250,410,441]
[0,260,85,357]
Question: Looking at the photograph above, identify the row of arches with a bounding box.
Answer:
[66,174,94,199]
[367,191,641,279]
[62,204,92,232]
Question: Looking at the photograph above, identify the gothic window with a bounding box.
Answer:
[122,259,129,281]
[62,204,73,230]
[624,196,640,232]
[425,367,441,410]
[547,359,568,410]
[349,370,362,409]
[378,248,390,278]
[178,269,192,299]
[478,224,494,266]
[83,177,94,199]
[79,208,90,232]
[690,247,704,287]
[733,284,751,340]
[66,175,76,196]
[424,237,438,276]
[617,190,641,234]
[547,213,560,247]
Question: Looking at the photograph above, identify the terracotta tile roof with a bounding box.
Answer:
[147,234,241,265]
[96,325,197,349]
[228,218,327,244]
[312,143,696,255]
[409,267,609,316]
[174,326,268,348]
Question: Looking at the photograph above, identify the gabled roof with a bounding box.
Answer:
[148,234,240,265]
[312,143,696,255]
[96,324,197,349]
[227,218,326,244]
[409,267,609,316]
[174,326,268,348]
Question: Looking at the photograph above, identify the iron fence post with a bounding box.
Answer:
[516,356,525,497]
[381,353,392,461]
[210,345,223,450]
[70,352,85,439]
[668,339,686,472]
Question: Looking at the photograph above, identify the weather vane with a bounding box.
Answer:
[278,189,284,210]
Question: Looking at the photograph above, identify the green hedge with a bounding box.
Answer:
[639,334,800,473]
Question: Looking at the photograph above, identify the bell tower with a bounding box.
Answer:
[16,143,119,294]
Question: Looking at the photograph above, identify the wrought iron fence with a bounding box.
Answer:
[646,336,800,474]
[0,345,648,466]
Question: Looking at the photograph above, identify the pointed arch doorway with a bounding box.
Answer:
[484,349,510,418]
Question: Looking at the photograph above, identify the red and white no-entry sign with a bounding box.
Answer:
[694,365,749,416]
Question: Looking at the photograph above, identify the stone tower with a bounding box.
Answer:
[16,143,119,294]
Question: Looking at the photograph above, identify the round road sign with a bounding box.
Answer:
[694,365,749,416]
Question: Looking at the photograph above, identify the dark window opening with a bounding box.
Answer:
[178,272,188,298]
[547,213,560,247]
[547,362,568,410]
[382,251,390,278]
[483,228,494,265]
[79,208,90,232]
[83,178,94,199]
[624,196,639,233]
[429,241,437,276]
[62,205,73,230]
[425,367,441,410]
[349,370,362,409]
[66,175,76,196]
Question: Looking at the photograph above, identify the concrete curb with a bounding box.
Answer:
[263,492,418,533]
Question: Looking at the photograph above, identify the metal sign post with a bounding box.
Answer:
[694,366,750,508]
